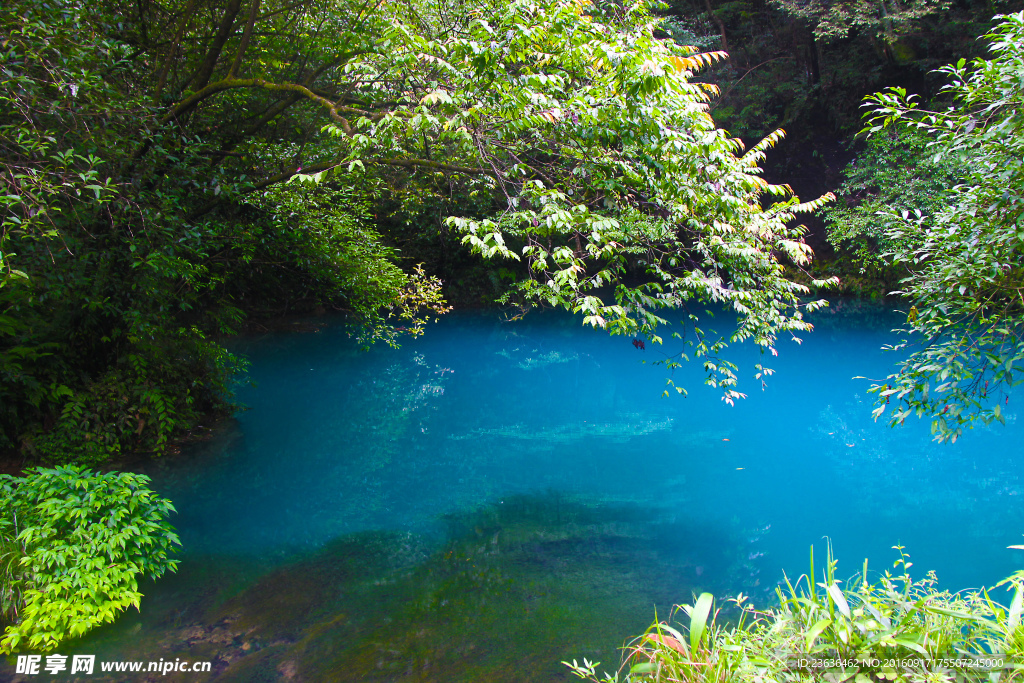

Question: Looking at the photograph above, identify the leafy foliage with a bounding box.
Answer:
[772,0,952,45]
[825,128,965,276]
[566,544,1024,682]
[664,0,1016,201]
[859,12,1024,441]
[0,0,848,445]
[397,0,839,399]
[0,467,180,653]
[0,0,451,462]
[247,183,451,348]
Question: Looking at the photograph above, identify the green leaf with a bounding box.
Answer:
[805,618,832,649]
[827,583,851,619]
[689,592,714,652]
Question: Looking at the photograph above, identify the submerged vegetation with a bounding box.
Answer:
[60,494,765,681]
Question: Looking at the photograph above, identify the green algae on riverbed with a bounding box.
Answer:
[77,494,759,682]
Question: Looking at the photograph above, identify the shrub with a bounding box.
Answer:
[0,467,180,653]
[857,12,1024,441]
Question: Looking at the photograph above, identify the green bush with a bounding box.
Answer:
[567,544,1024,682]
[21,328,245,466]
[0,467,180,653]
[824,128,965,277]
[856,12,1024,442]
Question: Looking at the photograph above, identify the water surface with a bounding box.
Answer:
[76,302,1024,681]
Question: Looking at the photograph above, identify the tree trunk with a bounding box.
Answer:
[806,25,820,85]
[704,0,730,53]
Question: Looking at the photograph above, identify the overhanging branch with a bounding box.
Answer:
[186,156,493,221]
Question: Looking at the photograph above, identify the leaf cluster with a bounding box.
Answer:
[858,12,1024,441]
[825,128,966,275]
[0,467,180,653]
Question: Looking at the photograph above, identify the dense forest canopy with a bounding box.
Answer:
[1,0,1020,459]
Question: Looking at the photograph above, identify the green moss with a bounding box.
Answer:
[76,494,762,681]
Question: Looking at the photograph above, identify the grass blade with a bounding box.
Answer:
[690,593,714,653]
[1008,583,1023,631]
[827,583,852,619]
[805,618,832,649]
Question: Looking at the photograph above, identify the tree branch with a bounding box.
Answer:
[191,0,243,92]
[186,157,493,221]
[163,71,376,133]
[154,0,199,103]
[229,0,261,78]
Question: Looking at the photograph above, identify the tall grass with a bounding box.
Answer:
[567,543,1024,682]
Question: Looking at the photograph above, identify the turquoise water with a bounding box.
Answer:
[76,303,1024,681]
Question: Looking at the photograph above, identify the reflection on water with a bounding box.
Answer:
[72,303,1024,681]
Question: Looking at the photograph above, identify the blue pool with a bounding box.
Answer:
[76,302,1024,681]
